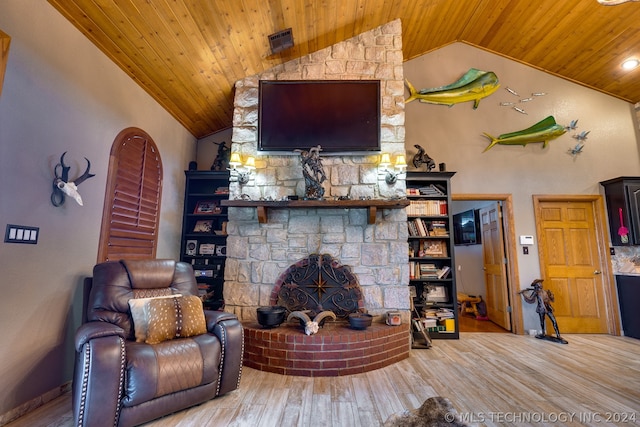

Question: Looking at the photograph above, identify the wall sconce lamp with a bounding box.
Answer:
[228,152,255,185]
[379,153,407,184]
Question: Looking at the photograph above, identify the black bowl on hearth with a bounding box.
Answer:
[257,306,287,328]
[348,312,373,330]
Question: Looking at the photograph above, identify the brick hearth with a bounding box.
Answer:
[243,321,410,377]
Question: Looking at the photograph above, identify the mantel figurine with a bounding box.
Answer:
[210,141,230,171]
[412,144,436,171]
[297,145,326,199]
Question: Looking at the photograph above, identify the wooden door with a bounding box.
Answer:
[534,199,609,333]
[480,203,511,330]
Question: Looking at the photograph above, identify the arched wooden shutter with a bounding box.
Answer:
[97,127,163,262]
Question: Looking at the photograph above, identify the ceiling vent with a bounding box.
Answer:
[268,28,294,54]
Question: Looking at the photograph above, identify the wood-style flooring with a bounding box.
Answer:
[6,333,640,427]
[458,314,509,333]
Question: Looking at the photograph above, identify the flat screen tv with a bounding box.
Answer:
[453,209,481,245]
[258,80,381,154]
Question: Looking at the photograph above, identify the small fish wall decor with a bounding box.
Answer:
[405,68,500,109]
[499,87,547,114]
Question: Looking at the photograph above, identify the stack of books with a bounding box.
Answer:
[435,308,455,320]
[422,309,447,332]
[418,263,438,279]
[406,184,446,196]
[430,220,448,236]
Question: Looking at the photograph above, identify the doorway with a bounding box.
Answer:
[452,194,522,335]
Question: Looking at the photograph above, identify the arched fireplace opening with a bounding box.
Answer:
[269,253,365,318]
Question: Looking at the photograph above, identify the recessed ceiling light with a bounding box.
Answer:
[598,0,640,5]
[621,58,640,70]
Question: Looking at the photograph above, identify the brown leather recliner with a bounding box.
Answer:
[72,259,243,427]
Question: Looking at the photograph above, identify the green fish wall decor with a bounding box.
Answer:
[405,68,500,109]
[482,116,567,152]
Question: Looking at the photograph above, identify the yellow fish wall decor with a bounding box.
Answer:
[405,68,500,109]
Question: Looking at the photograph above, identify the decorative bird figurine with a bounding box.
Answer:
[568,142,585,157]
[564,119,579,132]
[572,130,590,142]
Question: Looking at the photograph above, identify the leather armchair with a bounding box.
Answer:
[72,259,243,427]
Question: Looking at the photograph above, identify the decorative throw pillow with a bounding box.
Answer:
[128,294,181,343]
[145,295,207,345]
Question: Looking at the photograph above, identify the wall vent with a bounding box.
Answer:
[268,28,294,53]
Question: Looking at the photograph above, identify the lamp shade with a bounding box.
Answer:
[379,153,391,167]
[244,156,256,169]
[229,152,242,167]
[395,155,407,169]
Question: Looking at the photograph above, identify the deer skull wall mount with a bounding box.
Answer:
[51,152,95,207]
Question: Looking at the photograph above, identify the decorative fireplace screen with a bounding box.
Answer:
[269,253,365,319]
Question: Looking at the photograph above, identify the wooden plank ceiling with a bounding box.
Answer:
[47,0,640,139]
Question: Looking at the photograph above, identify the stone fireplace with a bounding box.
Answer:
[222,19,411,329]
[242,253,411,376]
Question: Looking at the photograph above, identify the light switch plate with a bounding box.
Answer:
[4,224,39,244]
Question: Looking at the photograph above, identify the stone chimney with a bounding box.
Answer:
[224,19,410,321]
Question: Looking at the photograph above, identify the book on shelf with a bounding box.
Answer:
[407,200,448,216]
[407,221,418,237]
[416,218,428,236]
[408,219,449,238]
[437,265,451,279]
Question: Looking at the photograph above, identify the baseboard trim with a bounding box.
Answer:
[0,381,71,426]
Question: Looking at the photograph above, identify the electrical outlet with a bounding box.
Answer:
[610,247,615,255]
[523,246,529,255]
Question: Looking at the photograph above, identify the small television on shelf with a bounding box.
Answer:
[258,80,381,154]
[453,209,481,245]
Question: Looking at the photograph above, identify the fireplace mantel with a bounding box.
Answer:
[221,199,409,224]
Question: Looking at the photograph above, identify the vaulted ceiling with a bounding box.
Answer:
[47,0,640,139]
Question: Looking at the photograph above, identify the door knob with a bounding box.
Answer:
[594,270,601,275]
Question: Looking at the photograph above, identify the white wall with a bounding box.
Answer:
[451,200,494,298]
[0,0,196,419]
[403,42,640,330]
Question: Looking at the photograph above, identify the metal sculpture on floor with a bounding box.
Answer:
[519,279,568,344]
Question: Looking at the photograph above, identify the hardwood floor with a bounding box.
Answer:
[458,314,509,333]
[6,333,640,427]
